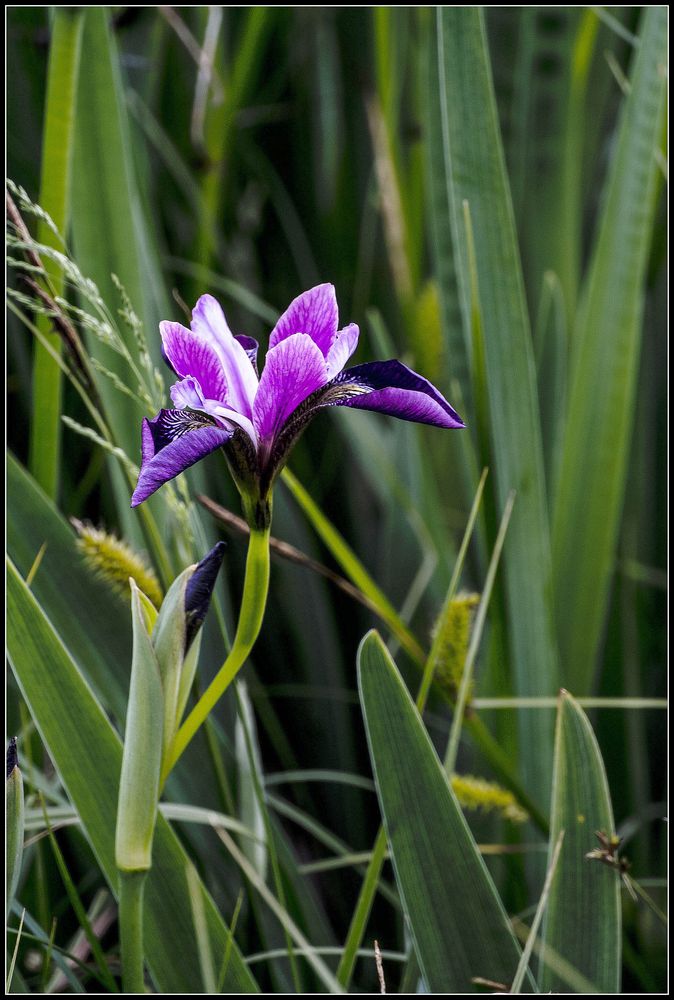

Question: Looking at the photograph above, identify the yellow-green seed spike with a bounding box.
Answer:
[72,519,163,609]
[451,773,528,824]
[430,593,480,702]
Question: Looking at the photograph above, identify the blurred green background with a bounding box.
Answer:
[7,6,667,993]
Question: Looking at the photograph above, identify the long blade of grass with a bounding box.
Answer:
[358,631,530,993]
[551,6,668,691]
[29,8,84,499]
[538,691,621,992]
[70,7,170,539]
[436,7,559,794]
[7,559,259,994]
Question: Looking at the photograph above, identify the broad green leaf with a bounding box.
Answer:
[7,451,130,719]
[7,559,259,994]
[358,630,529,993]
[539,691,621,992]
[552,6,668,691]
[435,7,559,794]
[29,7,84,498]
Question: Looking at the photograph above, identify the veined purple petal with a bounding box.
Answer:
[253,333,329,444]
[131,409,232,507]
[268,283,338,357]
[325,323,359,378]
[330,360,465,428]
[191,295,258,416]
[160,321,227,402]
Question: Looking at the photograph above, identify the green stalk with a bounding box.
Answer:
[29,8,84,498]
[164,527,271,779]
[119,870,147,994]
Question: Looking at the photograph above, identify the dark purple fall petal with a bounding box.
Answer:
[131,409,232,507]
[184,541,226,652]
[268,283,339,357]
[330,360,465,428]
[253,333,329,443]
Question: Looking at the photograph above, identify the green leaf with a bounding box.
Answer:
[29,8,84,498]
[551,6,668,691]
[115,582,163,872]
[70,7,169,541]
[539,691,621,992]
[358,630,529,994]
[7,559,259,994]
[435,7,559,793]
[7,452,130,719]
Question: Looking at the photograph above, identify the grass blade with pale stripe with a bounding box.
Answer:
[539,691,621,992]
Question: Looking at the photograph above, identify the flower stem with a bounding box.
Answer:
[162,527,271,780]
[119,870,147,993]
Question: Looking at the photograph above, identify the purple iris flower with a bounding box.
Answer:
[131,284,464,525]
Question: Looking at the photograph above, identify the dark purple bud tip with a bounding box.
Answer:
[184,541,227,652]
[7,737,18,779]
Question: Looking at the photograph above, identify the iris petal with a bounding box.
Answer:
[131,409,232,507]
[160,322,227,402]
[325,323,360,378]
[191,295,258,416]
[253,333,329,444]
[268,283,338,357]
[331,360,465,428]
